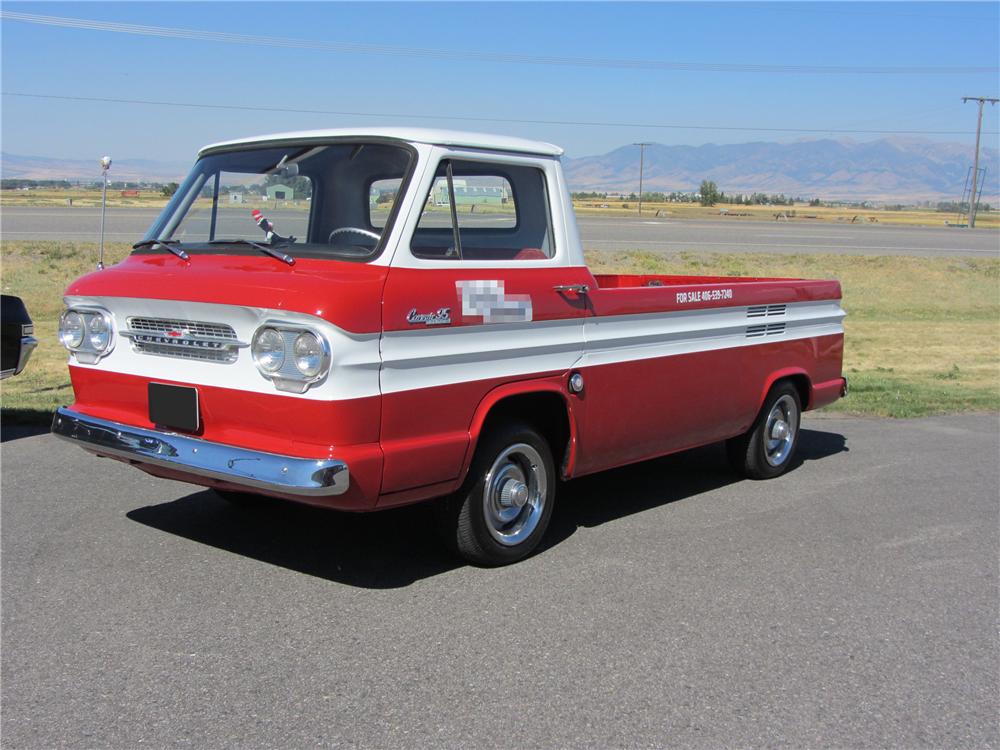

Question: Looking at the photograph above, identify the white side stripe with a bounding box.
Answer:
[581,300,844,367]
[379,300,843,395]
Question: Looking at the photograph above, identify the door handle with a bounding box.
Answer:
[553,284,590,294]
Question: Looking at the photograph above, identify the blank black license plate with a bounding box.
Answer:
[148,382,200,432]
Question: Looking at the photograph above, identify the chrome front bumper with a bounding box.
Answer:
[51,407,349,497]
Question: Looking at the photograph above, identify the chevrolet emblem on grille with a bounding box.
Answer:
[121,317,248,364]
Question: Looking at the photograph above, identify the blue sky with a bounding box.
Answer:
[2,2,998,162]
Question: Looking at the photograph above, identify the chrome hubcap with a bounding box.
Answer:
[771,420,789,441]
[483,443,547,546]
[764,395,798,467]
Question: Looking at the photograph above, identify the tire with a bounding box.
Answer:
[727,382,802,480]
[214,489,271,509]
[436,422,556,566]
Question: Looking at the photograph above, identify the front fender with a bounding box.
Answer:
[461,375,582,484]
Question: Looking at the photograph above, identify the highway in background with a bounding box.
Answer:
[2,206,998,256]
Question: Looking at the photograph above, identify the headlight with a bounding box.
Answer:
[86,313,111,350]
[59,306,115,363]
[293,331,324,377]
[252,328,285,373]
[251,322,330,393]
[59,310,85,349]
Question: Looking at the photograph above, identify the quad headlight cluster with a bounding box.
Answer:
[58,307,115,363]
[251,323,330,393]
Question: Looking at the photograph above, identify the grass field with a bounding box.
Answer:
[574,199,1000,229]
[1,240,997,422]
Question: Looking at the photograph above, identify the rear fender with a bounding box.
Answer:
[759,367,812,412]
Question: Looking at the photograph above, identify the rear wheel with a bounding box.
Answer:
[437,422,556,566]
[727,382,802,479]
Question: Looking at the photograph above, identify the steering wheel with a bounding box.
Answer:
[328,227,381,244]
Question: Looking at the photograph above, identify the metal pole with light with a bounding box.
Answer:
[97,156,112,270]
[633,142,651,215]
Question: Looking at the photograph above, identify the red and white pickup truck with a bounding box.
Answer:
[54,128,846,565]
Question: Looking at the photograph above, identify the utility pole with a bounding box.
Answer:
[962,96,998,228]
[633,142,652,215]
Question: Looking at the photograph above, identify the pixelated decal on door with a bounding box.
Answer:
[457,280,533,324]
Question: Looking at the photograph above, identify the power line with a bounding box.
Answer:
[5,92,998,137]
[1,10,996,76]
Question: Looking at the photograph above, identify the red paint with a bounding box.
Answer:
[588,276,842,314]
[810,377,849,411]
[381,266,594,330]
[66,254,388,334]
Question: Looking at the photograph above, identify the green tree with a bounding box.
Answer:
[699,180,719,206]
[161,182,179,197]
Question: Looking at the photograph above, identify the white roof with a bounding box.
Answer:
[199,127,563,157]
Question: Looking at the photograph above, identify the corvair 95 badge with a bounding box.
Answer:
[406,307,451,325]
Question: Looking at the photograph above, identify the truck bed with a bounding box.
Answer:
[593,273,799,288]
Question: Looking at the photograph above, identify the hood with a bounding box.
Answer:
[65,253,388,334]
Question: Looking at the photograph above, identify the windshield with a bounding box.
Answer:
[141,141,414,261]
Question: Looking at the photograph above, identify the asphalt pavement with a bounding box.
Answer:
[2,413,997,748]
[2,206,999,256]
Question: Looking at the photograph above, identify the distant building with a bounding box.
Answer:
[266,184,293,200]
[433,180,506,206]
[120,189,140,197]
[229,192,244,204]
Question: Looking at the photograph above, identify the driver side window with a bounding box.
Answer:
[410,160,554,261]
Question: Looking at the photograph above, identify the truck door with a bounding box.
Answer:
[378,155,591,499]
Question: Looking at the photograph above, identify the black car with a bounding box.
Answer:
[1,295,38,379]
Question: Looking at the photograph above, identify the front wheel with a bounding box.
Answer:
[727,382,802,479]
[436,422,556,566]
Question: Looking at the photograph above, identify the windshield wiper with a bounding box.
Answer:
[132,239,190,261]
[208,239,295,266]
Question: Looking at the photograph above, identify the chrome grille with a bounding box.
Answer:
[123,317,243,364]
[134,342,238,363]
[128,317,237,340]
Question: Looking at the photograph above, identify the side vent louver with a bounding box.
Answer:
[746,322,786,338]
[747,304,786,318]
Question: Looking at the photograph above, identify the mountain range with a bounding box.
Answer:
[0,152,190,183]
[3,137,998,202]
[562,138,999,202]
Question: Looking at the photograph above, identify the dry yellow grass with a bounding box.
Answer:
[573,199,1000,229]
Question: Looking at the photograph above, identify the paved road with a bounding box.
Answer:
[2,413,997,748]
[3,206,998,256]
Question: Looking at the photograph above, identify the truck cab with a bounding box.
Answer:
[53,128,846,565]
